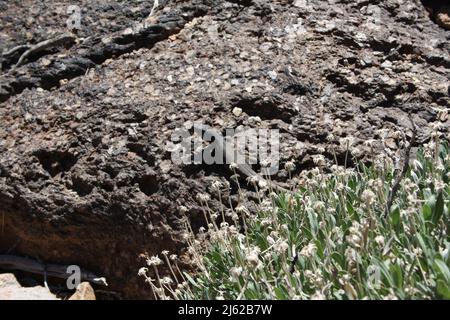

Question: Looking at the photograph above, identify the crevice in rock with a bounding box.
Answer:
[127,143,156,166]
[421,0,450,30]
[71,176,94,197]
[182,162,232,180]
[283,83,314,96]
[232,95,295,122]
[137,174,159,196]
[33,149,78,178]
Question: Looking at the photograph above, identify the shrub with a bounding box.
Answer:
[141,140,450,300]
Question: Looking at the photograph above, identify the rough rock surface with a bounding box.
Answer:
[68,282,96,300]
[0,0,449,298]
[0,273,58,300]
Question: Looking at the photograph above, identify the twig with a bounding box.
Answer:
[14,34,75,68]
[0,254,107,286]
[384,115,417,218]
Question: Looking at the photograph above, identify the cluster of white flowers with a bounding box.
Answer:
[229,266,243,282]
[274,239,289,255]
[142,133,450,300]
[196,193,210,203]
[312,201,325,212]
[312,154,326,166]
[245,246,261,268]
[258,179,268,190]
[138,267,148,277]
[374,235,385,247]
[211,180,223,192]
[345,247,359,271]
[161,276,173,285]
[339,136,355,151]
[147,255,163,266]
[234,205,250,215]
[361,189,376,206]
[178,205,189,214]
[304,269,324,288]
[346,221,364,249]
[299,242,317,258]
[310,291,326,300]
[284,161,296,172]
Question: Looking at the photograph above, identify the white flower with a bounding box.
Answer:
[261,158,271,168]
[235,205,249,214]
[246,175,260,185]
[266,235,276,245]
[170,254,178,261]
[211,180,222,190]
[261,218,273,227]
[361,189,376,206]
[178,205,189,214]
[339,274,351,285]
[196,193,210,203]
[326,133,335,142]
[345,247,358,264]
[304,270,314,278]
[274,240,289,254]
[374,235,385,247]
[312,154,326,166]
[284,161,296,172]
[211,213,219,220]
[229,226,239,235]
[230,266,243,280]
[246,247,261,267]
[161,276,173,285]
[229,162,239,170]
[300,242,317,258]
[364,139,376,148]
[327,207,337,216]
[339,136,355,149]
[311,291,326,300]
[317,147,325,153]
[313,201,325,211]
[138,267,148,276]
[412,247,423,257]
[435,180,445,192]
[440,247,449,259]
[346,234,362,248]
[258,179,268,190]
[383,292,398,300]
[146,255,163,266]
[220,222,229,229]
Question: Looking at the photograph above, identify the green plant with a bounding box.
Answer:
[140,140,450,300]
